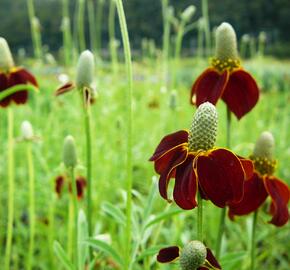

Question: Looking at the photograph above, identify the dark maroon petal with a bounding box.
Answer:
[238,156,254,180]
[191,68,229,106]
[228,172,268,219]
[158,148,188,200]
[76,176,87,199]
[222,69,259,119]
[198,248,221,269]
[197,148,245,208]
[157,246,180,263]
[173,155,198,210]
[0,72,10,107]
[55,82,75,96]
[55,175,65,197]
[264,176,289,227]
[150,130,189,161]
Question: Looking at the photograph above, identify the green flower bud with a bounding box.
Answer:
[180,241,207,270]
[21,121,34,140]
[253,131,274,159]
[215,22,239,61]
[76,50,95,89]
[181,5,196,22]
[188,102,218,152]
[0,37,14,71]
[251,131,276,175]
[63,135,77,168]
[169,90,177,110]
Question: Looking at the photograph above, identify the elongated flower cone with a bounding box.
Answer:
[0,37,14,71]
[76,50,95,89]
[63,135,78,168]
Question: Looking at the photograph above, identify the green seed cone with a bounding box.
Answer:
[253,131,275,160]
[215,22,239,61]
[0,37,14,71]
[76,50,95,89]
[63,135,78,168]
[180,241,207,270]
[188,102,218,152]
[21,121,34,140]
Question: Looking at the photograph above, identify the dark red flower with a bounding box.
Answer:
[228,158,289,227]
[54,175,87,200]
[149,130,253,210]
[157,243,221,270]
[0,67,38,107]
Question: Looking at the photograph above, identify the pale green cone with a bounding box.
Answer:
[188,102,218,152]
[21,121,34,141]
[63,135,78,168]
[76,50,95,89]
[180,241,207,270]
[215,22,239,61]
[0,37,14,71]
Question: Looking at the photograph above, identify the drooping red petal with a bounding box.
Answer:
[55,175,65,197]
[158,148,188,200]
[76,176,87,199]
[228,173,268,219]
[0,68,38,107]
[222,69,259,119]
[157,246,180,263]
[149,130,188,161]
[264,176,289,227]
[198,248,221,270]
[238,156,254,180]
[55,82,75,96]
[197,148,245,208]
[173,155,197,210]
[191,68,229,106]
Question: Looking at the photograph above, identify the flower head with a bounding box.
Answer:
[157,241,221,270]
[0,37,38,108]
[229,131,289,226]
[190,22,259,119]
[55,175,86,200]
[63,135,78,168]
[149,102,253,210]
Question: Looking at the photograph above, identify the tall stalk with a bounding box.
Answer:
[115,0,133,269]
[62,0,73,66]
[250,211,258,270]
[215,108,231,260]
[201,0,211,55]
[96,0,104,58]
[4,108,15,270]
[109,0,118,73]
[27,143,35,270]
[87,0,97,53]
[26,0,42,59]
[197,193,203,241]
[78,0,86,52]
[161,0,170,85]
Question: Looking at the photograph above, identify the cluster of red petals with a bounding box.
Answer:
[157,245,221,269]
[228,172,289,226]
[55,175,87,200]
[0,68,38,107]
[190,68,259,119]
[149,130,253,210]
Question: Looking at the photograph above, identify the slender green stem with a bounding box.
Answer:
[78,0,86,52]
[62,0,73,66]
[69,167,79,269]
[161,0,170,84]
[26,0,42,59]
[215,108,231,260]
[201,0,211,55]
[0,84,38,102]
[197,192,203,241]
[115,1,133,269]
[67,195,74,260]
[96,0,104,58]
[250,211,258,270]
[27,143,35,270]
[109,0,118,73]
[88,0,97,53]
[4,108,14,270]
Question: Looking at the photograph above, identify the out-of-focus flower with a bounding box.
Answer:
[55,175,86,200]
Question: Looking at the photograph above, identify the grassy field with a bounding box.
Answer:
[0,54,289,269]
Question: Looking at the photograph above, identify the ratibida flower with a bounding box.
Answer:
[190,23,259,119]
[55,175,87,200]
[157,240,221,270]
[150,102,253,210]
[229,131,289,226]
[0,37,38,107]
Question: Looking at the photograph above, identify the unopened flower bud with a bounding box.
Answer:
[0,37,14,71]
[180,241,207,270]
[253,131,274,160]
[169,90,177,110]
[215,22,238,61]
[188,102,218,152]
[181,5,196,22]
[21,121,34,140]
[76,50,95,89]
[63,135,77,168]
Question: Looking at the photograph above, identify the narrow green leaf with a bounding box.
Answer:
[84,239,124,267]
[78,209,89,270]
[101,201,126,226]
[53,241,74,270]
